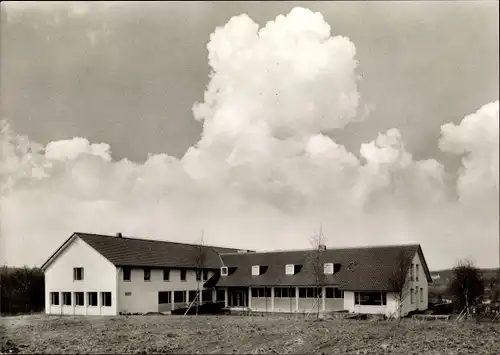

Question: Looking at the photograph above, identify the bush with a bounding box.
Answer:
[0,265,45,315]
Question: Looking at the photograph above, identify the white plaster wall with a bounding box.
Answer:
[118,268,215,314]
[44,236,118,316]
[343,250,430,318]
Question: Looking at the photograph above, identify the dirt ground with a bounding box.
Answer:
[1,314,499,354]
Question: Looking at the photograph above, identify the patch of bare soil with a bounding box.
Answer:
[1,314,499,354]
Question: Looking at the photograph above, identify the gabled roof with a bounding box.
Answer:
[217,244,432,291]
[41,232,240,271]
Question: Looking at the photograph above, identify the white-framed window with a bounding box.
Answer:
[250,287,271,298]
[298,287,321,299]
[101,292,112,307]
[354,292,387,306]
[62,292,72,306]
[163,268,170,281]
[273,287,295,298]
[73,267,84,281]
[174,290,186,303]
[325,287,343,299]
[88,292,98,306]
[420,288,423,302]
[123,267,131,281]
[416,264,419,281]
[50,292,59,305]
[144,268,151,281]
[75,292,84,306]
[158,291,171,304]
[410,288,414,304]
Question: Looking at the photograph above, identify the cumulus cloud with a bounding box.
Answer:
[0,8,498,269]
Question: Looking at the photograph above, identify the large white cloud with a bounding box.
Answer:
[0,8,498,270]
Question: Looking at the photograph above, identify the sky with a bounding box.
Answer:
[0,1,498,270]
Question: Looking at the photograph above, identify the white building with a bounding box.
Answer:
[42,233,432,318]
[41,232,238,316]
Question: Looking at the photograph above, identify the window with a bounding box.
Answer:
[299,287,320,299]
[101,292,112,307]
[75,292,84,306]
[123,267,131,281]
[216,289,225,301]
[202,289,213,302]
[354,292,387,306]
[88,292,98,306]
[202,269,209,281]
[325,287,343,299]
[180,269,187,281]
[174,290,186,303]
[188,290,197,302]
[410,288,414,304]
[125,292,132,296]
[73,267,84,281]
[144,268,151,281]
[420,288,423,302]
[274,287,287,298]
[158,291,171,304]
[250,287,274,298]
[50,292,59,305]
[163,268,170,281]
[63,292,72,306]
[416,264,419,281]
[410,264,414,281]
[289,288,296,298]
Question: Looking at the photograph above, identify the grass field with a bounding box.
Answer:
[1,314,499,354]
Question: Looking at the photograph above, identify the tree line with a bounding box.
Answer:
[0,265,45,315]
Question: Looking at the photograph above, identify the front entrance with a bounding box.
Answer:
[228,287,248,307]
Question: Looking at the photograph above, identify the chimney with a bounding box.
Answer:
[319,244,327,251]
[116,232,122,238]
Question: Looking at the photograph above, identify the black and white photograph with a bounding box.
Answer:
[0,1,499,353]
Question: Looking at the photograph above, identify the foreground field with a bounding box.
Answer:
[1,314,499,354]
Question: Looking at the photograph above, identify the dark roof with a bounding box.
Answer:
[217,244,432,291]
[41,233,240,270]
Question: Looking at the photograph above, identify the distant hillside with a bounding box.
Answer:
[430,268,499,286]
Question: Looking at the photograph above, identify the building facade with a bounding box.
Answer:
[42,233,432,318]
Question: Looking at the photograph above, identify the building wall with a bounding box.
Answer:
[343,250,430,318]
[117,267,216,314]
[44,236,118,316]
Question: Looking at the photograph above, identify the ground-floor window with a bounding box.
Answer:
[101,292,112,307]
[174,290,186,303]
[50,292,59,305]
[274,287,296,298]
[75,292,84,306]
[298,287,321,299]
[216,289,225,302]
[88,292,98,306]
[188,290,198,302]
[251,287,272,298]
[325,287,343,299]
[62,292,72,306]
[158,291,171,304]
[354,292,387,306]
[202,289,213,302]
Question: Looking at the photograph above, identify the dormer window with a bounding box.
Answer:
[252,265,260,276]
[285,264,295,275]
[221,266,228,276]
[324,263,334,275]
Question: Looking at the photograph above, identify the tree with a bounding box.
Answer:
[194,230,206,316]
[305,225,327,319]
[449,259,485,320]
[388,250,413,321]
